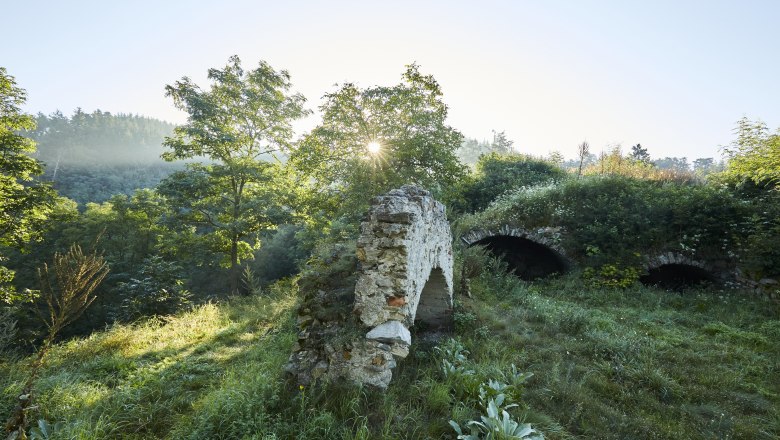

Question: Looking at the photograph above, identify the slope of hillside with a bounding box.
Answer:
[2,270,778,439]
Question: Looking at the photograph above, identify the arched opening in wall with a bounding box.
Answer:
[414,267,452,332]
[640,264,715,291]
[471,235,570,280]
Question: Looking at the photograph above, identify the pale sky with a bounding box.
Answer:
[3,0,779,160]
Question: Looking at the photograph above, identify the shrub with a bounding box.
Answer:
[454,153,566,213]
[460,175,747,267]
[450,394,544,440]
[582,264,640,289]
[115,256,191,320]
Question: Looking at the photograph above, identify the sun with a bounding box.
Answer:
[367,141,381,154]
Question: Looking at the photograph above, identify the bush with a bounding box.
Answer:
[454,153,566,213]
[459,175,747,267]
[249,225,309,286]
[582,264,640,289]
[115,256,191,320]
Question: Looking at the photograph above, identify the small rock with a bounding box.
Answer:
[312,361,329,378]
[390,343,409,358]
[366,320,412,345]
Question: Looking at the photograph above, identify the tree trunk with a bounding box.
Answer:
[230,238,239,295]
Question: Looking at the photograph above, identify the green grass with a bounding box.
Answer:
[2,271,778,439]
[460,272,779,440]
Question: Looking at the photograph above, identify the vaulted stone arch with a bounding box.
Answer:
[286,186,454,389]
[354,186,454,328]
[640,252,716,290]
[462,226,571,280]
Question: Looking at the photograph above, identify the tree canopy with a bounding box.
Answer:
[720,117,780,190]
[291,64,466,216]
[454,152,567,213]
[161,56,308,293]
[0,68,57,301]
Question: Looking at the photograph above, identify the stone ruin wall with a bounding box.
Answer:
[353,186,454,329]
[286,186,453,388]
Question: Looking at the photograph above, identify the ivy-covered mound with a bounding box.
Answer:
[457,175,779,289]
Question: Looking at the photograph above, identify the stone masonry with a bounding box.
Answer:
[286,186,454,388]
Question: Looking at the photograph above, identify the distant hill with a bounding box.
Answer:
[28,109,182,204]
[30,109,175,166]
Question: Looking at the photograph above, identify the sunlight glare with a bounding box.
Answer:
[367,141,381,154]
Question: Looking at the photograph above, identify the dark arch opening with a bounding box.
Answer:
[414,267,452,332]
[639,264,715,291]
[472,235,570,280]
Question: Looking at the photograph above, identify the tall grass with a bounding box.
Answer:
[2,269,777,439]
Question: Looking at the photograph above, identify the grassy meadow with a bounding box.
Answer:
[2,265,777,439]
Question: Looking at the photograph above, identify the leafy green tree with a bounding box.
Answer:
[115,255,191,320]
[720,117,780,189]
[0,68,57,302]
[652,156,689,171]
[630,143,650,164]
[491,130,514,154]
[162,56,308,293]
[291,64,467,217]
[455,153,567,213]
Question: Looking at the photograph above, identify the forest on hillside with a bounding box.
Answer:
[1,59,779,439]
[28,110,181,205]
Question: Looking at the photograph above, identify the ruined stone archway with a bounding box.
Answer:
[353,186,453,329]
[640,252,716,290]
[462,226,570,280]
[415,267,451,330]
[286,186,454,388]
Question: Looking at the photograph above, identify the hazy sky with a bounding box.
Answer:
[4,0,779,160]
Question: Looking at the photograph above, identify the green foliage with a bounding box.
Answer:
[734,191,780,279]
[457,131,515,166]
[438,338,543,439]
[718,117,780,190]
[115,256,191,320]
[629,144,650,164]
[582,264,640,289]
[291,63,467,218]
[2,269,778,439]
[248,225,309,286]
[652,156,690,172]
[28,419,62,440]
[36,245,109,339]
[30,109,175,166]
[455,153,566,213]
[450,394,543,440]
[3,188,211,335]
[44,163,183,206]
[158,163,287,265]
[0,306,17,355]
[460,176,747,266]
[5,245,108,438]
[22,109,180,205]
[0,68,58,301]
[574,145,694,182]
[436,338,475,379]
[162,56,308,294]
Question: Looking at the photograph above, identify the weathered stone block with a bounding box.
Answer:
[366,320,412,345]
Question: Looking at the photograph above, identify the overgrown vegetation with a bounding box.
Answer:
[456,175,776,279]
[1,58,779,439]
[5,245,108,439]
[1,264,776,439]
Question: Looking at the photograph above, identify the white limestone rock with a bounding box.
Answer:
[366,320,411,346]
